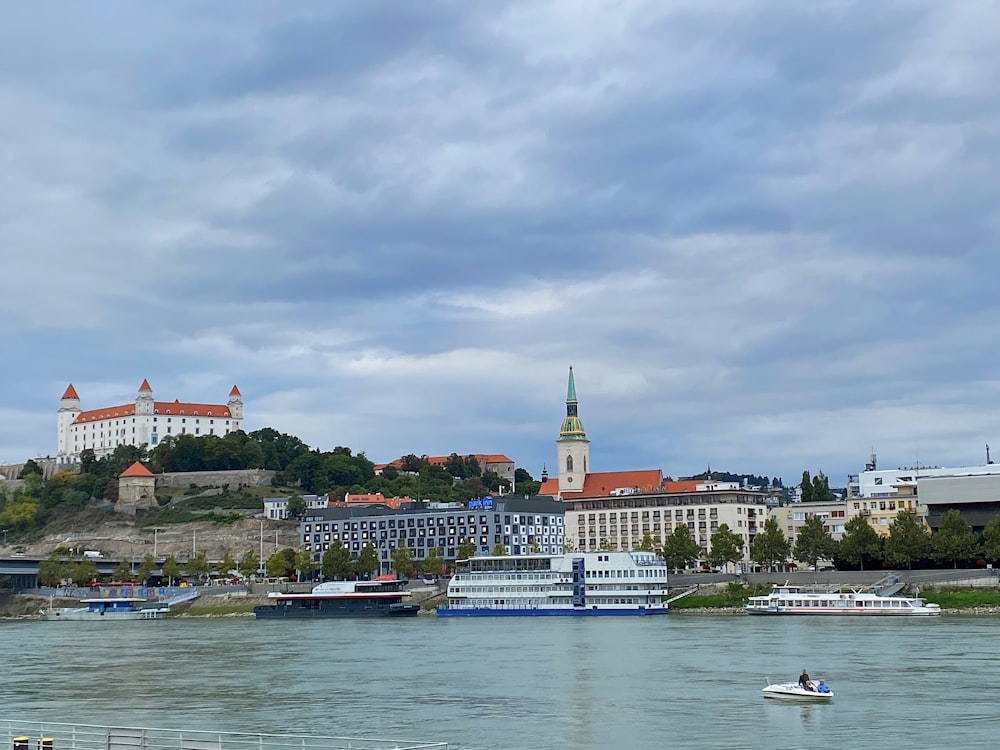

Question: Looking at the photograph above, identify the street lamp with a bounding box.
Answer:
[259,520,265,577]
[152,527,163,559]
[1,529,8,546]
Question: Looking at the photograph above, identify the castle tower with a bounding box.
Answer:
[228,385,243,421]
[556,366,590,495]
[57,384,82,457]
[135,378,154,416]
[117,461,157,515]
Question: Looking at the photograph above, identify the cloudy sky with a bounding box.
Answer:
[2,1,998,486]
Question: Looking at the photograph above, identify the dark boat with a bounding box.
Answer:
[253,577,420,619]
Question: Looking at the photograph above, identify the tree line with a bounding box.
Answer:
[650,508,1000,573]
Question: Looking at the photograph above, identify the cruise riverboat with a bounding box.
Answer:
[38,596,167,621]
[745,583,941,616]
[253,578,420,619]
[436,550,670,617]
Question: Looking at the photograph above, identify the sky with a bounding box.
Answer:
[1,1,999,487]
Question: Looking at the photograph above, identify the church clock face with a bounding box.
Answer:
[566,476,573,483]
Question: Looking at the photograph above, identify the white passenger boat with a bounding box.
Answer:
[745,583,941,616]
[762,680,834,701]
[38,596,167,621]
[436,550,670,616]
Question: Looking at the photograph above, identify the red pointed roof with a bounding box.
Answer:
[229,385,241,396]
[138,379,152,391]
[662,479,700,493]
[537,470,665,499]
[120,461,154,478]
[62,384,80,400]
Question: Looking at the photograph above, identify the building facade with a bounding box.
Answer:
[301,497,566,572]
[563,487,770,565]
[769,500,849,547]
[57,380,243,460]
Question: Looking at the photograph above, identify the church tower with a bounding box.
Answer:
[57,384,81,457]
[556,367,590,495]
[228,385,244,423]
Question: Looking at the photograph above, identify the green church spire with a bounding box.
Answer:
[559,366,587,440]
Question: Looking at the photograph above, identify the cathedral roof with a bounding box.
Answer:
[61,384,80,400]
[559,366,587,440]
[120,461,154,478]
[539,469,665,499]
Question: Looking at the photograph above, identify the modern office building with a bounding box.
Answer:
[301,496,566,572]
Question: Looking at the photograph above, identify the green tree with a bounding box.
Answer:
[750,517,791,571]
[112,559,133,581]
[884,511,930,569]
[931,509,979,568]
[662,524,701,571]
[793,515,837,570]
[266,550,294,578]
[38,553,66,586]
[457,538,476,561]
[810,472,832,502]
[296,546,317,582]
[321,539,354,580]
[186,552,210,581]
[137,553,156,584]
[707,524,744,571]
[238,550,260,579]
[799,470,813,503]
[354,543,379,578]
[638,532,657,552]
[161,555,181,586]
[286,495,307,520]
[491,543,509,556]
[216,550,237,579]
[422,547,445,576]
[838,514,883,571]
[983,515,1000,565]
[391,544,416,578]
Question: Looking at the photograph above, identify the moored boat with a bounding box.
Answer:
[745,583,941,616]
[38,596,167,621]
[436,550,670,617]
[253,577,419,618]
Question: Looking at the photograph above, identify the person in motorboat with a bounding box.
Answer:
[798,669,815,691]
[817,680,830,694]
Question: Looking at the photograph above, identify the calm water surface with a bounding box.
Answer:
[3,614,1000,749]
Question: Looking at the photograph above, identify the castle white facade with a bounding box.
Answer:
[57,379,244,460]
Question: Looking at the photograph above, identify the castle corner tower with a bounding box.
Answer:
[556,366,590,495]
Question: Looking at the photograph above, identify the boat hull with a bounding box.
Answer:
[39,608,165,621]
[254,601,419,618]
[746,607,939,616]
[762,683,833,701]
[436,606,669,617]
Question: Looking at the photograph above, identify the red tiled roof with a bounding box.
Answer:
[61,384,80,400]
[537,470,665,499]
[139,378,152,391]
[579,470,663,498]
[72,399,232,424]
[662,479,700,493]
[538,478,559,495]
[120,461,154,478]
[230,385,241,396]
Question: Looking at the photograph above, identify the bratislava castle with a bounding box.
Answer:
[57,379,243,459]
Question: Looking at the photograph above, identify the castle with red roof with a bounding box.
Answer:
[56,380,243,459]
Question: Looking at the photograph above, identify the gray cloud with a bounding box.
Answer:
[1,0,998,484]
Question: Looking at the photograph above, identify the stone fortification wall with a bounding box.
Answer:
[155,469,275,490]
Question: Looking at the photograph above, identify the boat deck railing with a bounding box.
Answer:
[1,721,447,750]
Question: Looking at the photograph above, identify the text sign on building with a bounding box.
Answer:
[468,496,494,510]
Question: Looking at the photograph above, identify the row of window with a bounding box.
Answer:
[305,515,563,532]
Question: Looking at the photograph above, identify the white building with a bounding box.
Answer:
[57,379,244,460]
[854,462,1000,498]
[264,494,331,520]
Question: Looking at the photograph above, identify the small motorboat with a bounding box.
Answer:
[761,678,833,701]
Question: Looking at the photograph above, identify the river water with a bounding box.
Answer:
[3,613,1000,749]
